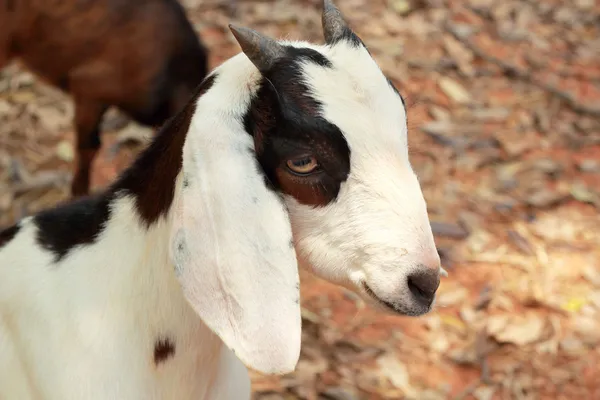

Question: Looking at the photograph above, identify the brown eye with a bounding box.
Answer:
[286,156,319,175]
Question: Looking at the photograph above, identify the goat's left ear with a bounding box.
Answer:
[169,120,301,375]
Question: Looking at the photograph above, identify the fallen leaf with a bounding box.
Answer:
[506,229,534,255]
[429,105,451,121]
[559,336,585,354]
[573,316,600,345]
[55,140,74,162]
[388,0,412,15]
[486,314,545,346]
[570,182,600,206]
[577,159,600,173]
[525,188,569,208]
[421,121,469,149]
[430,334,450,353]
[431,221,470,239]
[320,387,359,400]
[301,307,321,324]
[561,297,587,313]
[438,77,471,104]
[439,314,468,335]
[376,353,418,398]
[473,386,496,400]
[448,342,478,366]
[436,286,468,307]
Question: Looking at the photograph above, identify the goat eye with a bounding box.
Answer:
[286,156,319,175]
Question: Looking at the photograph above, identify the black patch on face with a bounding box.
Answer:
[34,194,112,262]
[243,46,351,207]
[114,74,216,227]
[0,224,20,249]
[154,337,175,365]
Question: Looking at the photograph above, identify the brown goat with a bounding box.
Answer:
[0,0,209,196]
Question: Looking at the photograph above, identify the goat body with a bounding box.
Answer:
[0,0,209,196]
[0,197,250,399]
[0,2,443,398]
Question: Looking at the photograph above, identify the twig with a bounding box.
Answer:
[444,22,600,118]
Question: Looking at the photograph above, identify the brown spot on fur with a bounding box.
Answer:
[153,337,175,365]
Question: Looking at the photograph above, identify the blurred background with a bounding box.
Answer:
[1,0,599,398]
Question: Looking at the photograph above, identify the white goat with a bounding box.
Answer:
[0,1,443,398]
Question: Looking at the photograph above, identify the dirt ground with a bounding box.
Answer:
[1,0,600,399]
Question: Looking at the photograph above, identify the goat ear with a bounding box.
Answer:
[169,126,301,375]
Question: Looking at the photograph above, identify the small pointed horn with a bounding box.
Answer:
[229,24,286,73]
[322,0,350,44]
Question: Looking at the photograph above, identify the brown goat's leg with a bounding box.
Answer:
[71,99,107,197]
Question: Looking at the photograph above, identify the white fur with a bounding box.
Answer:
[279,40,441,314]
[0,198,250,399]
[172,66,301,374]
[0,34,441,399]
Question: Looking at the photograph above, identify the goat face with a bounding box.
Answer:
[170,0,441,376]
[243,10,442,316]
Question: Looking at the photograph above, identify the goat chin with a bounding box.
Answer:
[0,1,442,398]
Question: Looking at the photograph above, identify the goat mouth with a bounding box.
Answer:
[360,281,426,317]
[361,281,404,314]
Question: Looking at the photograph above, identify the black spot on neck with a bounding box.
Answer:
[154,337,175,365]
[113,74,216,227]
[0,224,20,250]
[35,194,112,263]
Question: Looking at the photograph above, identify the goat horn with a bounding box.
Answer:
[322,0,349,44]
[229,24,286,73]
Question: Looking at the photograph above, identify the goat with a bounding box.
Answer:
[0,0,209,196]
[0,1,443,398]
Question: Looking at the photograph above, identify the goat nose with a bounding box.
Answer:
[407,268,440,306]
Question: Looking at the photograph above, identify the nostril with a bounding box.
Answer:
[407,269,440,305]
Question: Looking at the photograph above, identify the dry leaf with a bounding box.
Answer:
[388,0,412,15]
[439,314,468,335]
[376,353,418,398]
[320,387,359,400]
[561,297,587,313]
[486,314,545,345]
[431,221,470,239]
[436,286,468,307]
[438,77,471,104]
[473,386,496,400]
[573,316,600,345]
[55,140,74,162]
